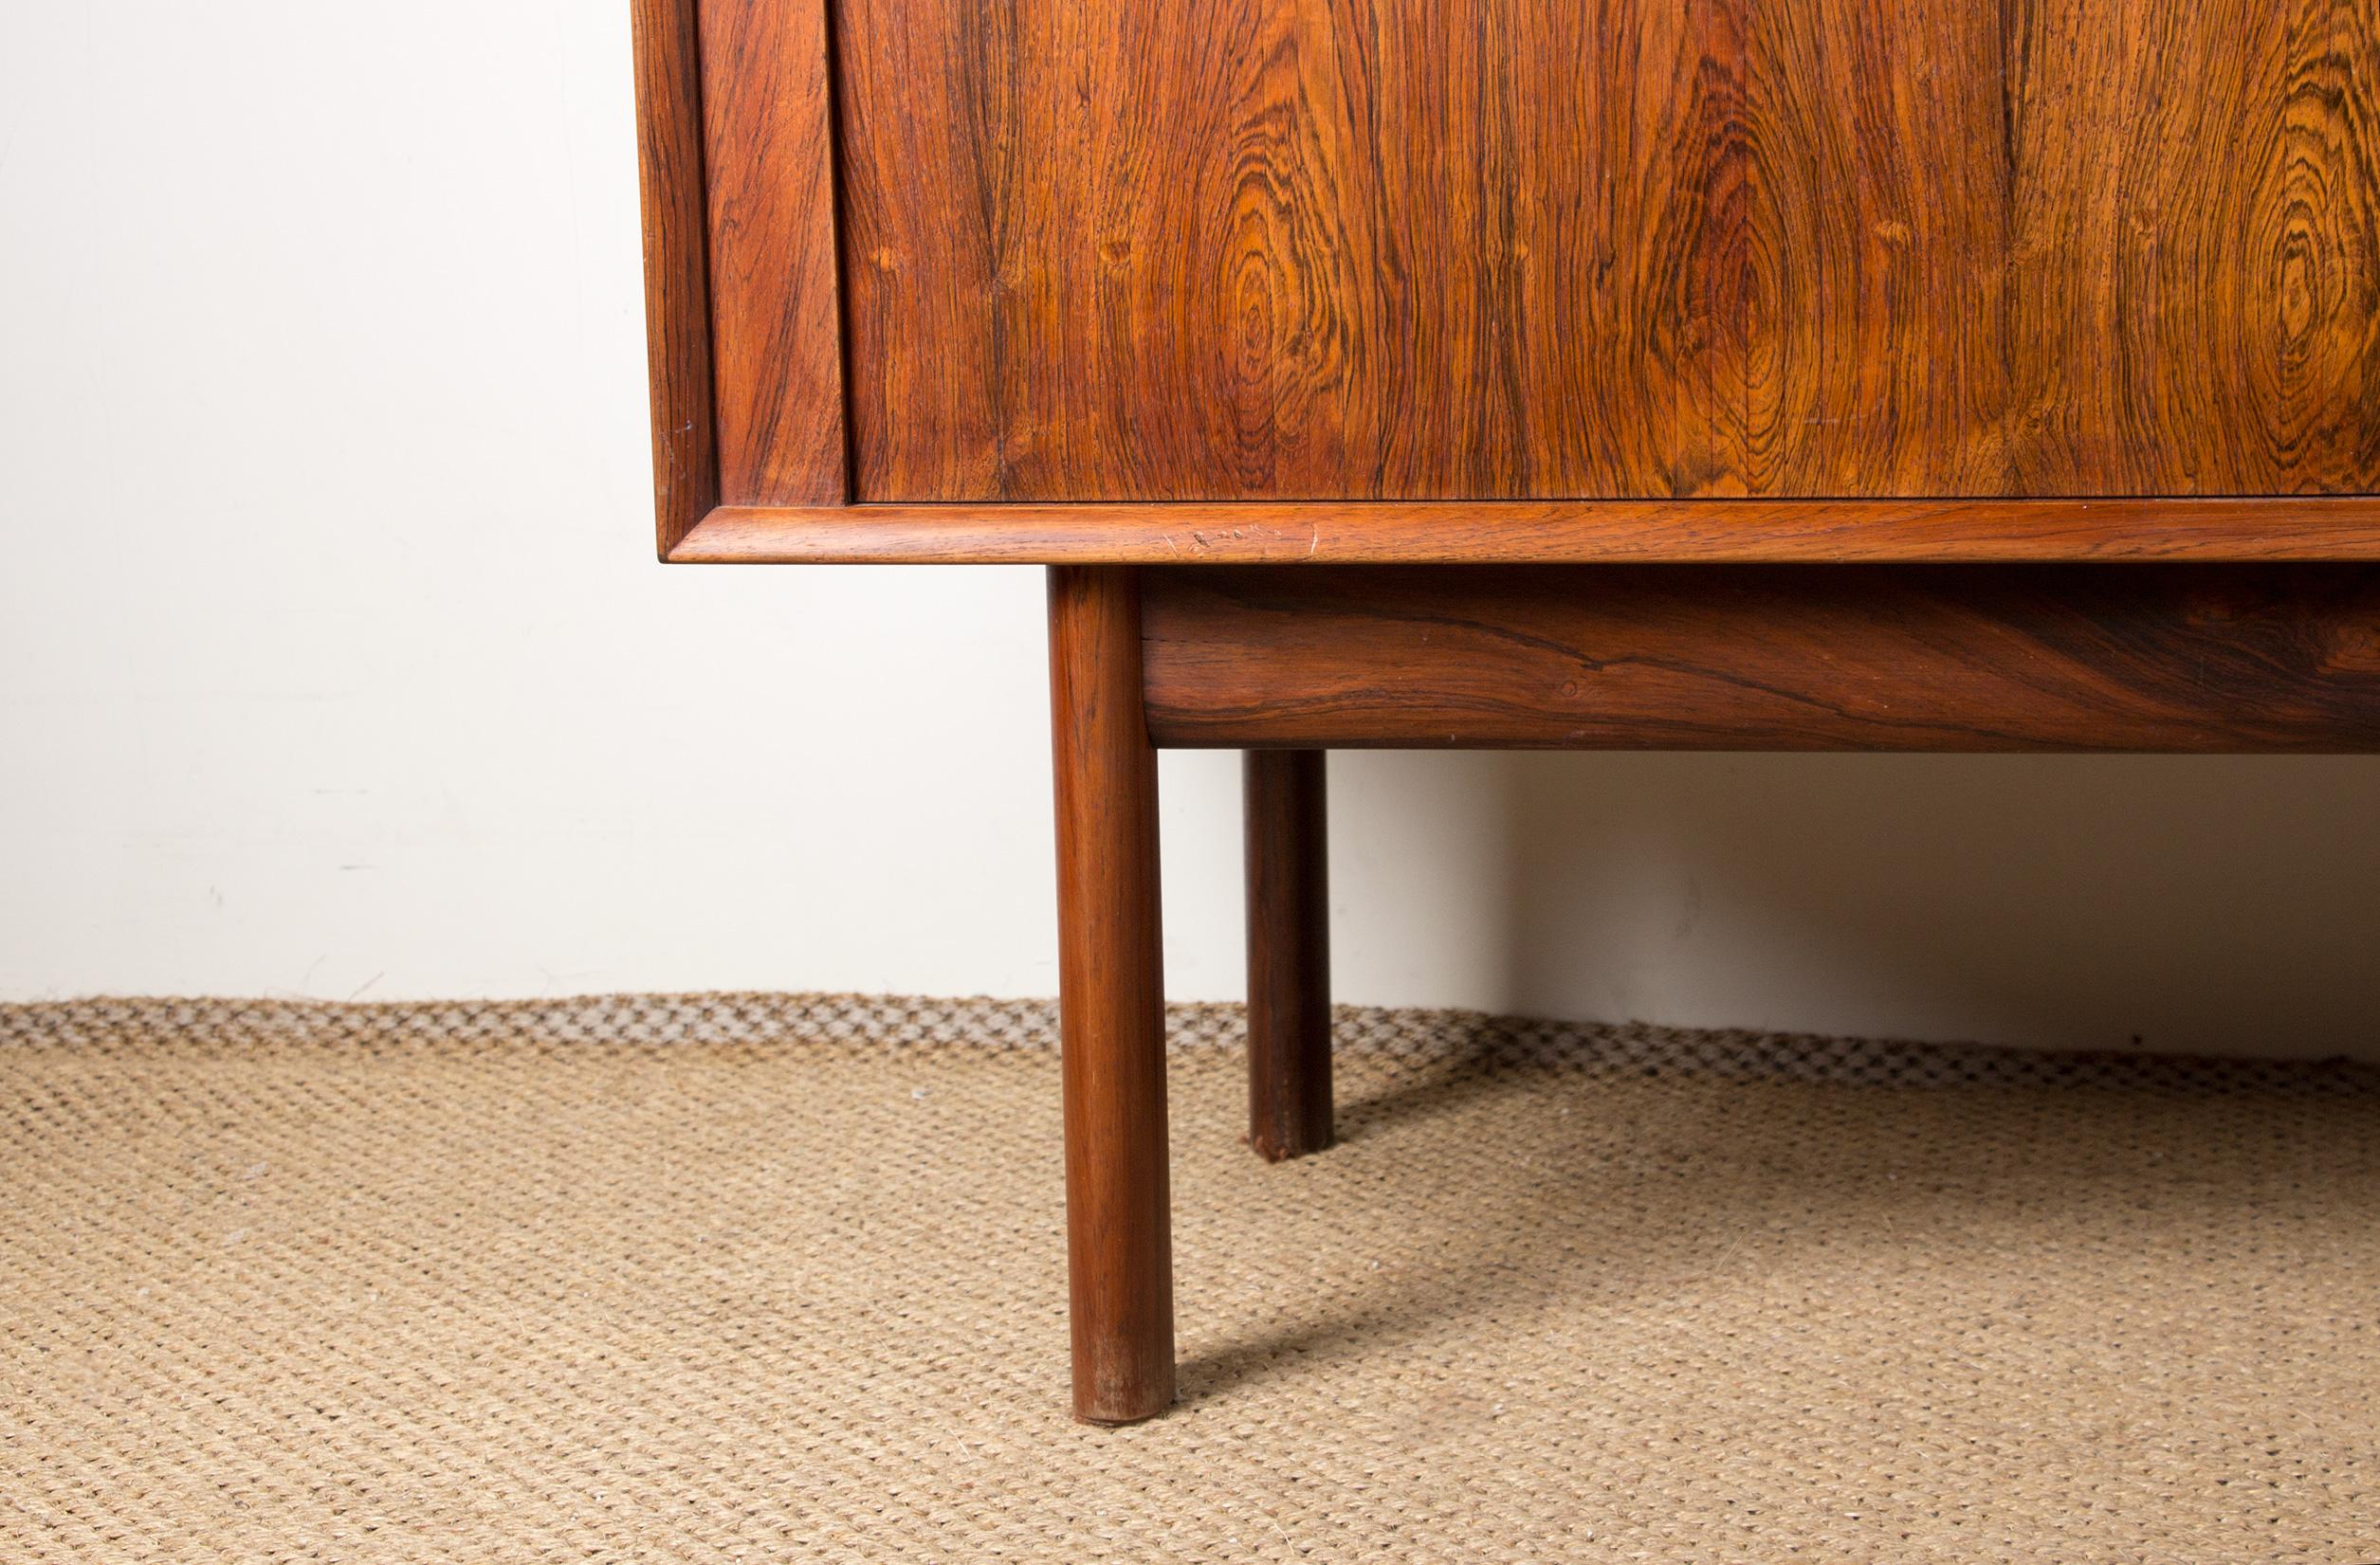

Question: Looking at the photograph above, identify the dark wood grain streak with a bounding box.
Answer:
[1140,566,2380,752]
[1047,566,1175,1426]
[668,498,2380,565]
[828,0,2380,504]
[699,0,846,506]
[629,0,718,555]
[1244,751,1332,1163]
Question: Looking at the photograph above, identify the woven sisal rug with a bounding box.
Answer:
[3,995,2375,1561]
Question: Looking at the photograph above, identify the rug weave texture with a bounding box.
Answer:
[3,994,2376,1563]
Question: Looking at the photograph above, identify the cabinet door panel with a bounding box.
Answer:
[828,0,2380,502]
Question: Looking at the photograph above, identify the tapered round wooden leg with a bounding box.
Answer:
[1245,749,1333,1161]
[1048,565,1175,1425]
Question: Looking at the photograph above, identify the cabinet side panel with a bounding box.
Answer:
[631,0,719,554]
[700,0,848,506]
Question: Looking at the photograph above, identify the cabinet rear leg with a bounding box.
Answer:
[1244,749,1333,1161]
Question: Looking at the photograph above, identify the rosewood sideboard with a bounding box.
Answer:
[631,0,2380,1422]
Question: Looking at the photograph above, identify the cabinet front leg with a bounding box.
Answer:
[1244,749,1333,1160]
[1047,565,1175,1424]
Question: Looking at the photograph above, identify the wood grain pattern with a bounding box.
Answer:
[1141,566,2380,751]
[1047,566,1175,1425]
[1243,750,1332,1163]
[2274,0,2380,490]
[667,498,2380,564]
[1741,0,1996,493]
[629,0,718,555]
[698,0,847,506]
[829,0,2380,503]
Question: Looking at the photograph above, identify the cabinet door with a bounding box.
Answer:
[639,0,2380,557]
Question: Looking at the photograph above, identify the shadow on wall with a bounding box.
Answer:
[1327,752,2380,1060]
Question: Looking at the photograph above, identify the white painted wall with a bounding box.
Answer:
[5,2,2376,1057]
